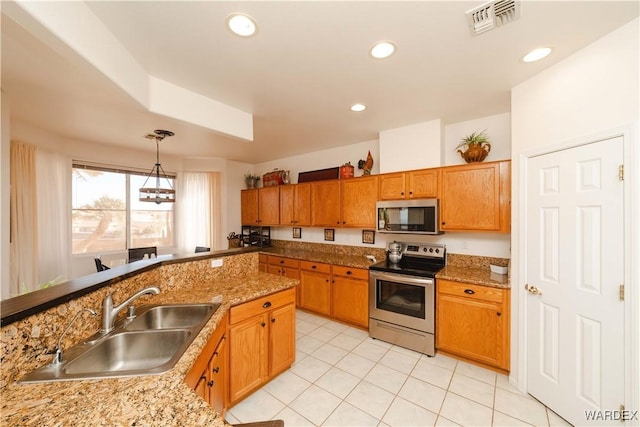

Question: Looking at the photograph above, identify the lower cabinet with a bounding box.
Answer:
[228,288,296,405]
[436,279,510,371]
[299,261,369,328]
[185,312,228,414]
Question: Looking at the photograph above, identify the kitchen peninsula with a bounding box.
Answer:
[1,248,297,426]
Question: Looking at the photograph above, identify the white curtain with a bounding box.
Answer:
[177,172,217,254]
[9,141,38,296]
[35,149,71,286]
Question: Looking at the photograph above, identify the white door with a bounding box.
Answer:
[526,137,625,425]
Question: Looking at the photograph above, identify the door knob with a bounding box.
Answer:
[525,284,542,295]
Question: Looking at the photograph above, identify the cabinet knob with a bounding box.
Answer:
[261,322,266,327]
[401,192,404,196]
[442,221,446,225]
[325,279,329,283]
[263,301,272,308]
[346,270,352,275]
[280,260,284,264]
[271,318,276,323]
[464,289,475,295]
[212,367,220,373]
[207,380,214,387]
[497,312,502,316]
[312,265,317,269]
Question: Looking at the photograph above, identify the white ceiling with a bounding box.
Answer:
[2,1,638,164]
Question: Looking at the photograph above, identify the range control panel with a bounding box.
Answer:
[403,243,446,260]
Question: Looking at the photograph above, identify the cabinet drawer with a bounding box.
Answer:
[437,279,505,303]
[258,253,268,263]
[268,256,299,269]
[332,265,368,280]
[299,260,331,274]
[229,288,296,325]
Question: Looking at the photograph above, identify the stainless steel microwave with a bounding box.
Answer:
[376,199,443,235]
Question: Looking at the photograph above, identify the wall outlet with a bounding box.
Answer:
[210,259,223,268]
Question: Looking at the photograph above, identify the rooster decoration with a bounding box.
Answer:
[358,151,374,175]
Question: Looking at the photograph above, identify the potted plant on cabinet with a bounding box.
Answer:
[456,130,491,163]
[244,173,261,189]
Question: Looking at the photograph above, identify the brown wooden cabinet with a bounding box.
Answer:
[228,288,296,405]
[340,175,378,228]
[298,261,332,315]
[439,160,511,232]
[310,180,341,226]
[436,279,510,371]
[331,266,369,328]
[379,169,438,200]
[241,187,280,226]
[280,183,311,226]
[267,255,300,279]
[185,313,228,414]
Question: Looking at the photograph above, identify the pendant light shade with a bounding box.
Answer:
[139,129,176,204]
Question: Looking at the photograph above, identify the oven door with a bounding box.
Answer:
[369,270,434,333]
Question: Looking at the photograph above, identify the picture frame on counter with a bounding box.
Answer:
[324,228,335,241]
[362,230,375,244]
[292,227,302,239]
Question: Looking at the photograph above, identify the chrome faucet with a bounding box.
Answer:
[53,307,97,364]
[101,286,160,333]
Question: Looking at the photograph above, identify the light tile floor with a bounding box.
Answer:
[225,310,572,427]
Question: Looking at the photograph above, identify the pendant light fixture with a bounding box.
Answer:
[139,129,176,204]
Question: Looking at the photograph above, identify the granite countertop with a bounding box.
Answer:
[436,266,510,289]
[1,272,298,426]
[261,247,379,270]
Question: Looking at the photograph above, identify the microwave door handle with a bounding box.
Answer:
[372,272,433,286]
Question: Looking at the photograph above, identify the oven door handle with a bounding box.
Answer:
[370,272,434,286]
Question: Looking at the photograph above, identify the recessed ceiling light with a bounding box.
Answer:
[523,47,552,63]
[226,13,257,37]
[350,103,367,112]
[370,41,396,59]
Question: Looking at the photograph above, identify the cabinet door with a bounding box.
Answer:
[332,268,369,328]
[258,187,280,225]
[228,314,268,403]
[311,180,341,226]
[341,176,378,228]
[440,162,508,231]
[207,336,227,413]
[241,189,259,225]
[299,268,332,315]
[193,371,208,403]
[269,303,296,376]
[407,169,438,198]
[379,173,407,200]
[279,185,295,226]
[294,183,312,226]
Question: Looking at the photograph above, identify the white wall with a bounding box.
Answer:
[379,119,443,172]
[510,18,639,394]
[1,91,11,300]
[444,113,511,165]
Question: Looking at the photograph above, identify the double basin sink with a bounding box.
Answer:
[20,303,219,383]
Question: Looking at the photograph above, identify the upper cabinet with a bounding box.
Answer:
[379,169,438,200]
[340,175,378,228]
[310,176,378,228]
[241,187,280,226]
[439,160,511,232]
[280,183,311,226]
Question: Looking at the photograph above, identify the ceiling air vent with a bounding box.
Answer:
[466,0,521,36]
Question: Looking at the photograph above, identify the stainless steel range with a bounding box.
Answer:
[369,242,446,356]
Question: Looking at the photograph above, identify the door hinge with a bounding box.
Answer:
[619,284,624,301]
[618,164,624,181]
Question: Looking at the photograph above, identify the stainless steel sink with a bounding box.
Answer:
[126,303,216,330]
[19,302,219,383]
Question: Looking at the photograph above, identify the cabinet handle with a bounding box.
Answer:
[312,265,317,269]
[497,312,502,316]
[261,322,266,327]
[464,289,475,295]
[212,367,220,373]
[401,192,404,196]
[325,279,329,283]
[200,375,207,381]
[271,318,276,323]
[280,260,284,264]
[263,301,272,308]
[207,380,214,387]
[409,191,413,195]
[346,270,352,275]
[442,221,446,225]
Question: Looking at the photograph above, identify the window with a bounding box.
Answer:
[72,165,174,254]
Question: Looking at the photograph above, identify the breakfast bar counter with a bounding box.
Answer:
[1,251,297,426]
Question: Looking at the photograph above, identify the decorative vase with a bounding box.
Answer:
[246,178,258,189]
[458,143,491,163]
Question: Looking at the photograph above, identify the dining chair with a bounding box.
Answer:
[94,258,110,272]
[195,246,210,253]
[128,246,157,263]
